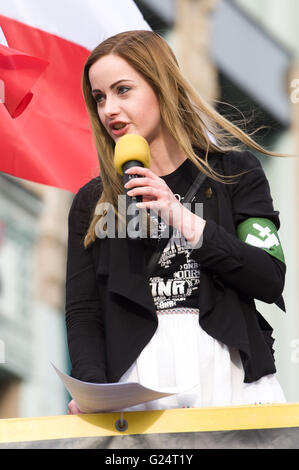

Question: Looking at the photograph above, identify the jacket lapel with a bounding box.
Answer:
[96,236,157,319]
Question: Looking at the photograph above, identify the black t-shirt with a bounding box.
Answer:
[146,158,201,312]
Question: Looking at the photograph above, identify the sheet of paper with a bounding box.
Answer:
[52,364,188,413]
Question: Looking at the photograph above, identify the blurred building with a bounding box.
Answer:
[0,175,71,417]
[0,0,298,418]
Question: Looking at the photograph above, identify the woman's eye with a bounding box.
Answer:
[94,94,105,103]
[118,86,130,95]
[93,86,130,104]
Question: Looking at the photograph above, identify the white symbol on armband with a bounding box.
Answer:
[245,223,279,249]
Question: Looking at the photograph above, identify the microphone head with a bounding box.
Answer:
[114,134,151,175]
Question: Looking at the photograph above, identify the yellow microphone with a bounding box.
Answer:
[114,134,151,238]
[114,134,151,183]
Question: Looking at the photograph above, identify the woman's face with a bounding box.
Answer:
[88,54,163,145]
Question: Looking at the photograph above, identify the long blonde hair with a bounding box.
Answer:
[82,30,288,248]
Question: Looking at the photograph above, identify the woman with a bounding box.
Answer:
[66,30,287,414]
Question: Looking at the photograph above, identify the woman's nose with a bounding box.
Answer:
[103,95,120,117]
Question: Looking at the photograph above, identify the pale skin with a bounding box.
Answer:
[67,53,206,414]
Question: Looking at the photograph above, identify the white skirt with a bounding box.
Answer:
[119,308,286,411]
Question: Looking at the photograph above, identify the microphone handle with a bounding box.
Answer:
[122,160,144,238]
[122,160,143,203]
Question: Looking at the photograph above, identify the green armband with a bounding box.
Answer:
[237,217,285,264]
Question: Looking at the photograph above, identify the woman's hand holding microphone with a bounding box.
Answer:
[124,166,206,247]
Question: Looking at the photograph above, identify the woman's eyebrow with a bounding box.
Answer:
[92,79,134,93]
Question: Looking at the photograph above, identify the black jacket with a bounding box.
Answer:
[65,150,286,384]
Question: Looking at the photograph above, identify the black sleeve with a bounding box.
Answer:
[65,179,107,383]
[192,151,286,304]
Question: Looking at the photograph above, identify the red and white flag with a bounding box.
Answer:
[0,0,150,193]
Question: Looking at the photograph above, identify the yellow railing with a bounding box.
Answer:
[0,402,299,445]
